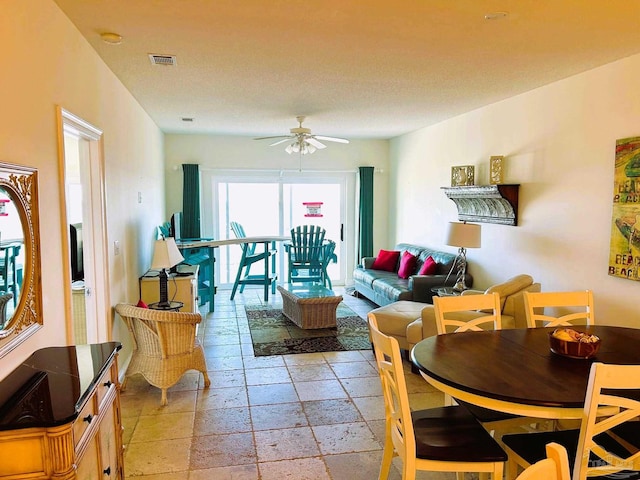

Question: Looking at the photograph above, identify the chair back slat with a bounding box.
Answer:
[368,314,416,458]
[524,290,594,328]
[433,292,502,334]
[231,221,257,255]
[290,225,325,264]
[287,225,327,284]
[574,362,640,479]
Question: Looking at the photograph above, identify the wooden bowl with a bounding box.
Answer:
[549,331,601,359]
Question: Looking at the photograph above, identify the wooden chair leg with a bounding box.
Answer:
[379,435,394,480]
[202,371,211,388]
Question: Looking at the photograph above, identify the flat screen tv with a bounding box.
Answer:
[69,223,84,282]
[170,212,182,239]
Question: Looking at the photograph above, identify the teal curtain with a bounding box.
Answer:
[358,166,374,260]
[182,164,201,239]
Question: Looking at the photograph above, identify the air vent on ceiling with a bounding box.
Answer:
[148,54,177,66]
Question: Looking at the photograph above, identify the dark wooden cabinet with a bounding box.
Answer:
[0,343,123,479]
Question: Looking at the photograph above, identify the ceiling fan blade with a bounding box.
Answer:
[254,135,292,141]
[269,138,293,146]
[306,137,327,149]
[314,135,350,144]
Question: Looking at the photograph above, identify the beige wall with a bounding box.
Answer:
[163,134,390,272]
[390,54,640,327]
[0,1,165,377]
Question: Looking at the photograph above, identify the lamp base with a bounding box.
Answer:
[452,247,468,292]
[157,269,170,308]
[452,280,468,293]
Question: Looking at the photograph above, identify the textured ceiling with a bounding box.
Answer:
[54,0,640,140]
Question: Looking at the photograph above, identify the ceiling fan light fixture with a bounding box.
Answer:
[285,139,317,155]
[256,116,348,155]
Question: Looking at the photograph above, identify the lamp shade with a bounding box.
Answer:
[151,237,184,270]
[446,222,481,248]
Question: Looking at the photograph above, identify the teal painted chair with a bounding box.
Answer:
[285,225,328,286]
[0,243,22,307]
[319,239,337,288]
[229,222,277,300]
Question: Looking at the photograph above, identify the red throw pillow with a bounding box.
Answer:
[418,255,437,275]
[397,251,418,279]
[371,249,400,272]
[136,299,149,309]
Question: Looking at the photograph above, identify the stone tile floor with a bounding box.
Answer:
[120,287,474,479]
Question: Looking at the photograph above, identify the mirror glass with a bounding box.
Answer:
[0,162,42,357]
[0,186,25,328]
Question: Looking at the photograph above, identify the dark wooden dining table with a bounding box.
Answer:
[410,325,640,419]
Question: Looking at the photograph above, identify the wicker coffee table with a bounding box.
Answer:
[277,283,343,329]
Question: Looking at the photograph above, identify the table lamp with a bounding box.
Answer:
[444,221,481,292]
[151,237,184,307]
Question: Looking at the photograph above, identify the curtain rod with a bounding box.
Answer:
[195,167,383,174]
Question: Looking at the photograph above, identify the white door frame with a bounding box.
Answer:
[57,107,111,343]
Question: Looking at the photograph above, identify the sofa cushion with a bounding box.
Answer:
[418,255,437,275]
[485,274,534,310]
[371,249,400,272]
[353,267,382,289]
[371,300,431,350]
[371,301,428,336]
[372,276,411,302]
[398,251,418,279]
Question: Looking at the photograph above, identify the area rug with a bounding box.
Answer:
[245,303,371,356]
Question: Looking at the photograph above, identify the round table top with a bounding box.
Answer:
[411,325,640,419]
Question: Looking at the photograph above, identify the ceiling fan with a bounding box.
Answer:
[254,116,349,155]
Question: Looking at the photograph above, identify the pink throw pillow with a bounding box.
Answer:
[418,255,437,275]
[371,249,400,272]
[397,251,418,279]
[136,299,149,309]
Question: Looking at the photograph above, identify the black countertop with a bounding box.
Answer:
[0,342,121,431]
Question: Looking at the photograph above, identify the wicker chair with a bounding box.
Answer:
[115,303,210,405]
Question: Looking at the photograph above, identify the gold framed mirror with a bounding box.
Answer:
[0,162,42,357]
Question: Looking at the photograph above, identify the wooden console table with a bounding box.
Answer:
[140,265,198,313]
[0,342,123,478]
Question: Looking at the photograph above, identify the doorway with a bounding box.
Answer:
[201,169,356,289]
[58,107,110,343]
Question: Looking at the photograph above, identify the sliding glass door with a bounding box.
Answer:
[201,170,356,289]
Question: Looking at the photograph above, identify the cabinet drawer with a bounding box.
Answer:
[73,394,97,449]
[96,364,117,411]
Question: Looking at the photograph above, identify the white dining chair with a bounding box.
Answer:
[433,292,545,436]
[514,442,570,480]
[523,290,595,328]
[368,313,507,480]
[502,362,640,480]
[433,292,502,334]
